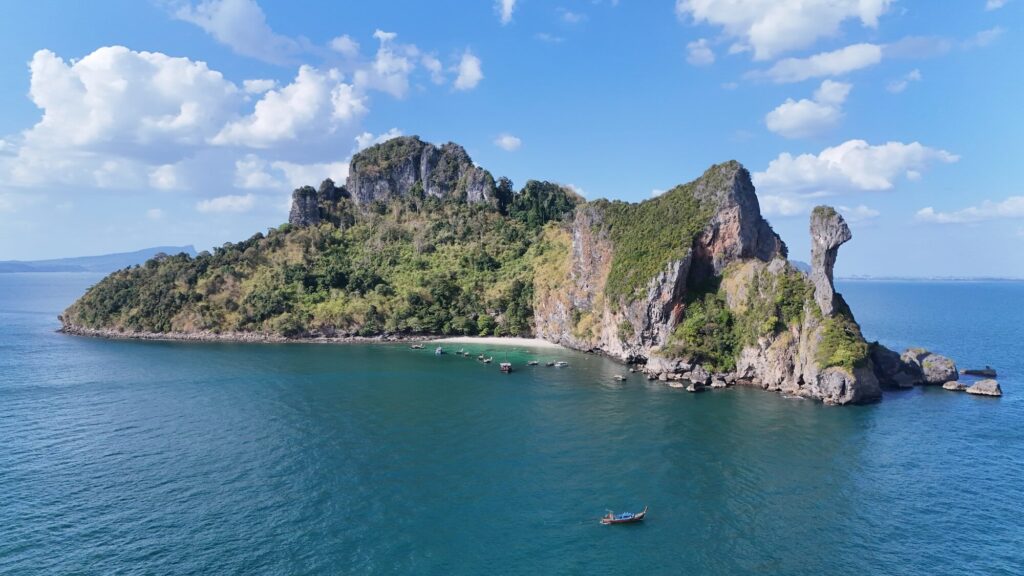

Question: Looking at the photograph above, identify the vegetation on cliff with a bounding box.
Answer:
[64,182,580,338]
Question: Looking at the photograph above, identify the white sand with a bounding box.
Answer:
[428,336,564,349]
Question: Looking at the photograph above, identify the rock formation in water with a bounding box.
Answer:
[62,136,963,406]
[965,379,1002,396]
[809,206,851,317]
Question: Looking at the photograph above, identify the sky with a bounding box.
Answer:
[0,0,1021,277]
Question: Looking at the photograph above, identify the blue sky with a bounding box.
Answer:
[0,0,1021,277]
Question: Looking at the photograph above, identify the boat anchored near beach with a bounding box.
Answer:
[500,362,512,373]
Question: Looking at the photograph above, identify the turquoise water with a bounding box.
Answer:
[1,273,1021,575]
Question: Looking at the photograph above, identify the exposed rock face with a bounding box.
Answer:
[966,379,1002,397]
[943,381,966,391]
[346,136,496,206]
[688,162,787,281]
[534,162,783,363]
[288,186,320,227]
[809,206,851,317]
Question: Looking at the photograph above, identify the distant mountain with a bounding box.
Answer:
[789,260,811,274]
[0,246,196,273]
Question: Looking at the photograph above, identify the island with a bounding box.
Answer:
[59,136,978,404]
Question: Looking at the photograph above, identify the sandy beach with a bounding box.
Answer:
[428,336,565,349]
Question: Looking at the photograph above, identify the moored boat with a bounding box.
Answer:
[434,346,443,355]
[500,362,512,373]
[527,360,539,366]
[601,506,647,525]
[613,375,627,381]
[553,361,568,368]
[410,344,424,349]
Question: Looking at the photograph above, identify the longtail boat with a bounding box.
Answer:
[600,506,647,525]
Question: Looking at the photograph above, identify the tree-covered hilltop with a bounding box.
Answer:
[63,177,581,338]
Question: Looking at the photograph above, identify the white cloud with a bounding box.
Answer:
[536,33,565,43]
[494,133,522,151]
[838,204,880,222]
[149,164,183,190]
[985,0,1009,10]
[675,0,893,61]
[651,188,666,197]
[916,197,1024,224]
[196,193,255,213]
[686,39,715,66]
[234,154,282,189]
[754,140,959,196]
[964,26,1005,49]
[422,54,445,84]
[454,51,484,91]
[352,30,418,98]
[329,35,360,57]
[354,128,404,151]
[887,69,922,93]
[758,194,807,217]
[146,208,164,220]
[756,43,883,83]
[765,80,851,139]
[213,65,366,147]
[22,46,239,151]
[243,78,277,94]
[559,8,586,23]
[271,160,349,189]
[174,0,301,65]
[496,0,516,25]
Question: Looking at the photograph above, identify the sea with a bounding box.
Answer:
[1,273,1021,575]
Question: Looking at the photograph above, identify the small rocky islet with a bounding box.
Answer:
[59,136,999,405]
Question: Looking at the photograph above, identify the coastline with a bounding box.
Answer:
[57,324,565,349]
[58,324,435,345]
[429,336,564,349]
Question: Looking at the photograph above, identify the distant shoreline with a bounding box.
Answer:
[429,336,564,349]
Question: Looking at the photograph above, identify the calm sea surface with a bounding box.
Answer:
[1,273,1021,575]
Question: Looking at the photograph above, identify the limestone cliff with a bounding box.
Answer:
[346,136,496,205]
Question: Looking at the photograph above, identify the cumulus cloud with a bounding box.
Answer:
[675,0,893,61]
[329,34,360,57]
[887,69,922,93]
[196,193,255,213]
[243,78,277,94]
[146,208,164,220]
[421,54,445,84]
[213,65,366,147]
[916,197,1024,224]
[454,51,484,90]
[272,160,349,189]
[493,133,522,151]
[838,204,880,222]
[174,0,302,65]
[963,26,1005,49]
[149,164,183,190]
[985,0,1009,10]
[496,0,516,25]
[754,139,959,196]
[765,80,851,139]
[350,30,421,99]
[755,43,883,83]
[686,39,715,66]
[758,194,807,217]
[354,128,404,151]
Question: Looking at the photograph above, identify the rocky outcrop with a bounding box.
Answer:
[534,161,783,363]
[809,206,851,317]
[943,381,967,391]
[346,136,496,206]
[965,379,1002,397]
[288,186,320,227]
[900,348,958,385]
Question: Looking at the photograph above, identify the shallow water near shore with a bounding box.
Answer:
[1,273,1022,575]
